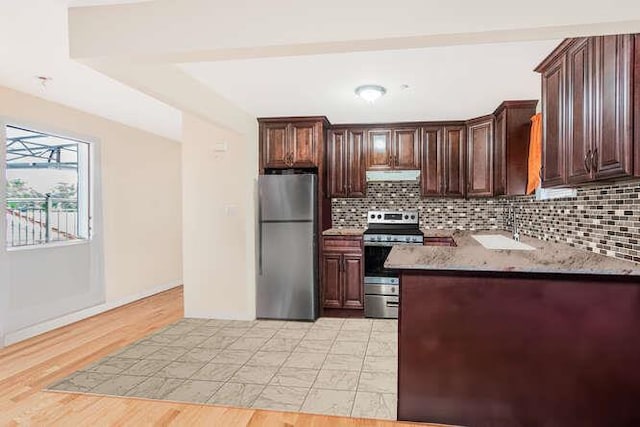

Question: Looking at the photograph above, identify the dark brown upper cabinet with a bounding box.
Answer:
[593,35,635,179]
[261,121,289,169]
[539,54,567,187]
[536,33,640,187]
[393,127,421,170]
[327,128,366,198]
[420,125,465,197]
[366,126,420,171]
[566,38,593,184]
[493,101,538,195]
[366,129,393,170]
[466,116,494,197]
[259,117,328,170]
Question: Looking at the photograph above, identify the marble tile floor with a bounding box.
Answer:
[47,317,398,420]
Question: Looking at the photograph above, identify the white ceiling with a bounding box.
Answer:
[0,0,181,141]
[179,40,559,124]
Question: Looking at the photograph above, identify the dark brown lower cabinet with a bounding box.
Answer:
[398,270,640,427]
[322,236,364,311]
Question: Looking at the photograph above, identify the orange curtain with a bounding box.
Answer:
[526,113,542,195]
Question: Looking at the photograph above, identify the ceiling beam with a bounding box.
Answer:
[69,0,640,62]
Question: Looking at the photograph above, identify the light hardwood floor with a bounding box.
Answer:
[0,287,427,426]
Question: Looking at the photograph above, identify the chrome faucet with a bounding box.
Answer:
[507,204,520,242]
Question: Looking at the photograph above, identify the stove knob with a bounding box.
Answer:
[370,214,375,219]
[377,214,382,219]
[404,215,409,219]
[411,215,416,219]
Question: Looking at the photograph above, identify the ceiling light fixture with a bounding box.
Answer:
[355,84,386,103]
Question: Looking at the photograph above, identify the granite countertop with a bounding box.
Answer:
[322,228,365,236]
[385,230,640,276]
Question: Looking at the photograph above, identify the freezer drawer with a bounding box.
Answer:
[257,221,317,320]
[364,295,399,319]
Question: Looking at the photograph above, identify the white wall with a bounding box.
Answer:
[0,86,182,346]
[181,113,258,320]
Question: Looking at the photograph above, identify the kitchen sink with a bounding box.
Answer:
[472,234,536,251]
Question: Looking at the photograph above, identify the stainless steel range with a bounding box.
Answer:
[363,210,423,319]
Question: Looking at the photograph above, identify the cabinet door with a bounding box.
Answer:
[421,127,442,196]
[290,122,318,167]
[493,110,507,195]
[347,129,366,197]
[593,35,634,179]
[327,130,347,198]
[366,129,393,170]
[262,122,289,168]
[541,56,567,187]
[466,118,494,197]
[443,126,466,197]
[342,254,364,309]
[566,38,594,184]
[393,127,421,170]
[322,253,342,309]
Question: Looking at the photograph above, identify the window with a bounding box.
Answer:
[5,125,90,248]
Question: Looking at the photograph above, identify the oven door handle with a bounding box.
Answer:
[386,300,399,307]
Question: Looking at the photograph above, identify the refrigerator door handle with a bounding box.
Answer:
[258,195,263,276]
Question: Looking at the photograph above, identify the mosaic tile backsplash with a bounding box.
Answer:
[502,181,640,264]
[331,180,640,264]
[332,181,502,230]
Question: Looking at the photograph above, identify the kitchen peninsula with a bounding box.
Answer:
[388,231,640,427]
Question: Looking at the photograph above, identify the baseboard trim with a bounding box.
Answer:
[184,309,255,321]
[3,280,182,347]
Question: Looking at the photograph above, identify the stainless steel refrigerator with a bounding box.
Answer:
[257,174,318,320]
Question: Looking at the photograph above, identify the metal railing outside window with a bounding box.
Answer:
[6,194,80,247]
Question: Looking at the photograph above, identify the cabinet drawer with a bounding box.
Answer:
[323,236,363,252]
[423,237,457,247]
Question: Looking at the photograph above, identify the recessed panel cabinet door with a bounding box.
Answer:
[393,128,421,170]
[444,126,465,197]
[367,129,393,170]
[342,254,364,309]
[290,122,317,166]
[322,253,342,309]
[327,130,347,197]
[347,129,366,197]
[421,127,442,196]
[262,122,289,168]
[593,34,634,179]
[541,56,567,187]
[567,38,593,184]
[466,118,494,197]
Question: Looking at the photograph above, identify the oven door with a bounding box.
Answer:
[364,244,398,279]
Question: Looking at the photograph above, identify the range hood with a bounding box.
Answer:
[366,170,421,182]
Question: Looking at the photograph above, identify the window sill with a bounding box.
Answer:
[7,239,91,252]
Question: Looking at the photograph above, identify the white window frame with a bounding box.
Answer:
[1,118,98,252]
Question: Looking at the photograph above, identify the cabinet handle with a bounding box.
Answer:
[539,165,544,182]
[584,149,592,173]
[388,155,393,166]
[592,148,598,172]
[395,155,399,165]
